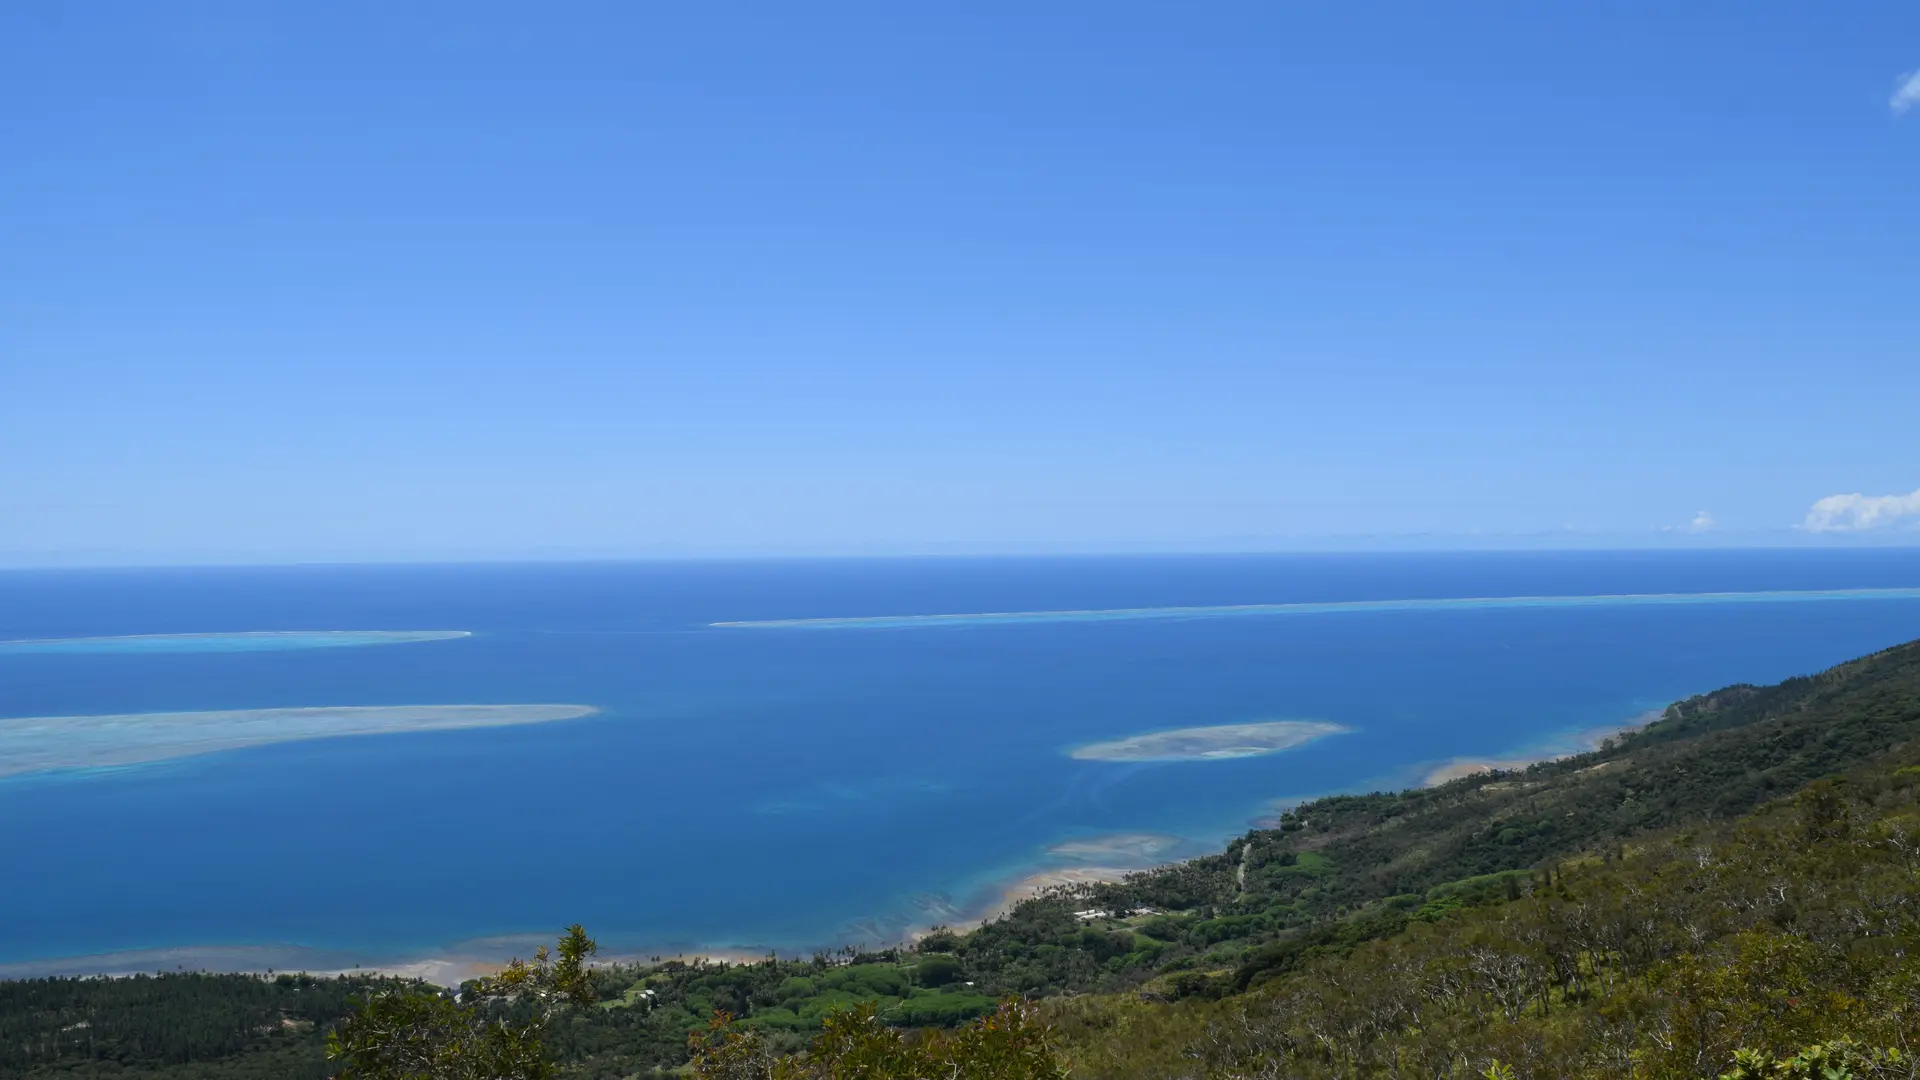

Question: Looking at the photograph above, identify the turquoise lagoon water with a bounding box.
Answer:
[4,551,1920,970]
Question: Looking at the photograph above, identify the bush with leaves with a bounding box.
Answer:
[327,925,597,1080]
[1720,1041,1914,1080]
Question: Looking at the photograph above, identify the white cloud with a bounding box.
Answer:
[1893,69,1920,115]
[1660,510,1715,534]
[1802,487,1920,532]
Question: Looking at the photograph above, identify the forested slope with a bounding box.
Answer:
[1052,747,1920,1078]
[0,974,400,1079]
[956,639,1920,998]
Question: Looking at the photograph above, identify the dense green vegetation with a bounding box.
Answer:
[7,639,1920,1078]
[547,948,1000,1077]
[1050,752,1920,1077]
[0,972,402,1078]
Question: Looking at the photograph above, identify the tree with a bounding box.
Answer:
[915,954,964,988]
[327,925,597,1080]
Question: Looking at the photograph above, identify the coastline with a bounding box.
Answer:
[0,711,1666,984]
[0,832,1203,986]
[1417,710,1660,787]
[0,940,796,987]
[10,559,1920,995]
[895,832,1200,941]
[926,866,1137,935]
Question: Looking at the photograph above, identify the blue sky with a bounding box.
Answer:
[3,3,1918,563]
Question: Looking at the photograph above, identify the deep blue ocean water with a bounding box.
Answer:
[5,550,1920,969]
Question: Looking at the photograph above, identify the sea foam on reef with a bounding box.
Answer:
[0,703,598,779]
[0,630,472,654]
[709,587,1920,630]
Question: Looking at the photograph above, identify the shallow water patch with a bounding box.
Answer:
[0,630,472,654]
[0,703,597,778]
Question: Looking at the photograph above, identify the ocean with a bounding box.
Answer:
[4,549,1920,973]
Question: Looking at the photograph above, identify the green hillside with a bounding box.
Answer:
[956,638,1920,1000]
[1052,738,1920,1078]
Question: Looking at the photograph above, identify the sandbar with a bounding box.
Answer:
[0,630,471,655]
[1070,720,1349,763]
[0,703,598,779]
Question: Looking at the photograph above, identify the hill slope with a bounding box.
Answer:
[1053,735,1920,1079]
[951,639,1920,999]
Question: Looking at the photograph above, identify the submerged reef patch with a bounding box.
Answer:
[1069,720,1349,763]
[752,776,955,815]
[710,587,1920,631]
[1046,833,1186,862]
[0,630,472,655]
[0,703,597,779]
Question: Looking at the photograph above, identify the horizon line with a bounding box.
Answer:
[5,533,1920,571]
